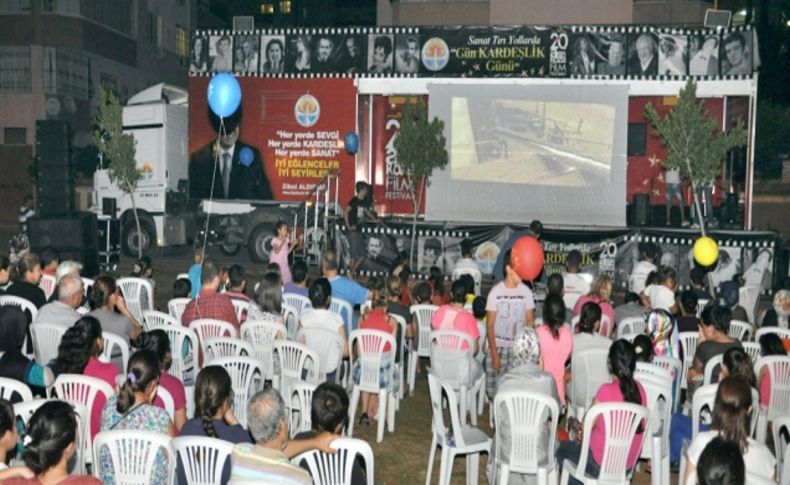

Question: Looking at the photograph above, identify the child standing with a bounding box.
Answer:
[270,221,292,285]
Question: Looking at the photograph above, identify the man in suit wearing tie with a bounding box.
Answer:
[189,115,273,200]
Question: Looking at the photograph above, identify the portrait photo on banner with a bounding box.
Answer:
[569,33,598,76]
[394,34,421,74]
[312,34,342,73]
[336,35,366,74]
[418,235,444,274]
[742,247,774,291]
[190,34,209,73]
[626,31,659,76]
[287,34,313,72]
[260,35,286,74]
[720,30,753,75]
[594,32,626,76]
[658,32,688,76]
[689,33,720,76]
[368,33,394,74]
[234,34,260,73]
[209,34,234,72]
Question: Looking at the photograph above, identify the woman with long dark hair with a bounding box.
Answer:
[556,339,647,484]
[248,271,285,325]
[99,350,175,485]
[683,376,776,485]
[138,330,187,430]
[536,294,572,406]
[87,275,142,344]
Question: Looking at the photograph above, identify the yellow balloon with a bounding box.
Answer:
[693,236,719,266]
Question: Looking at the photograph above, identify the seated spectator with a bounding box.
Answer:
[355,282,398,426]
[178,366,252,485]
[536,295,572,406]
[230,389,336,484]
[572,302,611,355]
[757,333,787,408]
[471,296,488,363]
[130,256,156,310]
[3,401,101,484]
[248,272,286,327]
[696,437,744,485]
[187,249,203,299]
[33,274,82,329]
[487,328,558,485]
[683,376,775,485]
[633,335,654,363]
[5,253,46,309]
[224,265,252,323]
[573,275,615,336]
[719,281,748,323]
[298,278,348,380]
[429,267,449,306]
[453,238,480,274]
[39,248,59,277]
[563,250,592,311]
[537,273,565,322]
[87,275,142,344]
[0,306,54,392]
[386,275,414,340]
[396,265,412,307]
[689,267,713,302]
[677,290,701,334]
[642,266,678,312]
[54,260,81,286]
[321,250,368,331]
[557,340,647,484]
[99,350,175,485]
[687,305,743,398]
[52,316,118,441]
[0,399,17,467]
[181,260,239,332]
[431,279,483,387]
[138,329,187,430]
[646,309,679,359]
[614,292,645,327]
[172,277,191,299]
[295,383,367,485]
[284,261,309,299]
[629,242,658,295]
[414,281,432,305]
[457,274,476,306]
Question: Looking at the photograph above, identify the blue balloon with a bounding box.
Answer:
[239,147,254,167]
[207,73,241,118]
[344,132,360,155]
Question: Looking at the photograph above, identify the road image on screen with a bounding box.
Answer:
[451,97,615,187]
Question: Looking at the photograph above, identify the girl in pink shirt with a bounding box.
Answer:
[573,275,615,337]
[139,329,188,430]
[536,295,573,405]
[269,221,292,284]
[431,280,483,387]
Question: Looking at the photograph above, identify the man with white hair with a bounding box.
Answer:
[55,260,81,284]
[34,274,83,328]
[230,389,336,483]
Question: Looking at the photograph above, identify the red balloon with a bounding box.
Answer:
[510,236,544,281]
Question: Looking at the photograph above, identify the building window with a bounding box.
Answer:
[100,72,117,95]
[0,0,31,13]
[0,46,31,92]
[176,25,188,57]
[280,0,291,14]
[261,2,274,14]
[54,48,90,100]
[4,127,26,145]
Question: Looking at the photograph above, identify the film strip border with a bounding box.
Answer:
[627,233,774,248]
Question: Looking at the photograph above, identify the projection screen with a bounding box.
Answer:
[426,83,629,226]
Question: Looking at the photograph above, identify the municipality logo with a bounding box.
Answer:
[421,38,450,72]
[294,94,320,128]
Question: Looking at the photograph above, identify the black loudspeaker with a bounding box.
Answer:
[634,193,650,226]
[28,213,98,251]
[35,120,71,154]
[627,123,647,157]
[97,219,121,253]
[723,192,739,223]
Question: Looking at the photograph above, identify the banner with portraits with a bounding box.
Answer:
[190,25,758,79]
[335,222,780,296]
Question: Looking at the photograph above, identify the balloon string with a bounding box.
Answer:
[201,117,226,265]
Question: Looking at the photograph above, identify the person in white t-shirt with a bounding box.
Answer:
[562,250,592,311]
[299,277,349,362]
[641,266,678,313]
[629,242,658,294]
[453,238,480,274]
[684,376,776,485]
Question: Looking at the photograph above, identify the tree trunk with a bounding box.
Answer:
[409,175,425,270]
[128,182,143,259]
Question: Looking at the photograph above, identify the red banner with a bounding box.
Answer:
[188,77,357,204]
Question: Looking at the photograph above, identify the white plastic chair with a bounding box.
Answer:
[29,322,66,366]
[51,374,114,462]
[240,320,287,382]
[568,348,610,424]
[294,437,375,485]
[204,337,254,363]
[678,383,718,482]
[150,324,199,386]
[636,362,673,383]
[570,316,580,336]
[754,356,790,443]
[679,332,700,391]
[452,267,482,296]
[702,354,724,386]
[652,355,683,411]
[617,316,646,338]
[0,376,33,402]
[425,372,491,485]
[739,285,760,324]
[696,299,710,319]
[493,389,560,485]
[360,299,372,316]
[743,342,762,364]
[81,277,94,293]
[559,402,649,485]
[101,332,130,374]
[0,295,38,321]
[638,373,673,485]
[389,313,409,403]
[184,384,195,419]
[771,416,790,485]
[729,319,753,341]
[408,304,438,397]
[289,381,317,438]
[189,318,237,365]
[273,341,320,412]
[230,299,250,323]
[330,297,354,334]
[429,330,483,426]
[282,302,300,340]
[142,310,179,331]
[172,436,235,485]
[93,430,174,485]
[347,329,397,443]
[756,327,790,341]
[157,385,175,421]
[599,314,613,338]
[116,277,154,322]
[283,293,312,315]
[39,273,57,300]
[298,328,345,383]
[168,297,191,322]
[210,356,265,429]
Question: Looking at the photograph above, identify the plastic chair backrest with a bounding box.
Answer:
[39,273,57,299]
[427,372,468,447]
[150,324,198,385]
[599,314,613,337]
[283,293,312,315]
[729,320,753,341]
[205,337,254,363]
[494,389,559,474]
[142,310,179,331]
[617,316,646,338]
[273,340,320,402]
[168,298,191,322]
[297,328,345,378]
[230,299,250,323]
[210,356,265,429]
[452,267,482,296]
[652,355,682,409]
[637,373,672,459]
[29,322,66,366]
[101,332,130,374]
[0,377,33,402]
[157,385,175,421]
[389,313,408,366]
[569,348,610,412]
[696,299,709,319]
[116,277,154,321]
[189,318,236,357]
[771,416,790,484]
[240,320,286,380]
[93,430,174,485]
[51,374,114,447]
[360,300,372,316]
[756,327,790,342]
[411,304,438,358]
[294,437,375,485]
[739,285,760,324]
[755,356,790,420]
[289,382,317,438]
[349,329,396,394]
[429,330,473,388]
[0,295,38,322]
[578,402,649,483]
[742,342,762,364]
[281,303,300,340]
[330,297,354,334]
[570,315,580,335]
[636,362,672,383]
[679,332,700,389]
[691,384,718,441]
[172,436,235,485]
[702,354,724,386]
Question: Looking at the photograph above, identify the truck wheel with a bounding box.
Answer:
[121,220,155,257]
[248,224,274,263]
[219,242,241,256]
